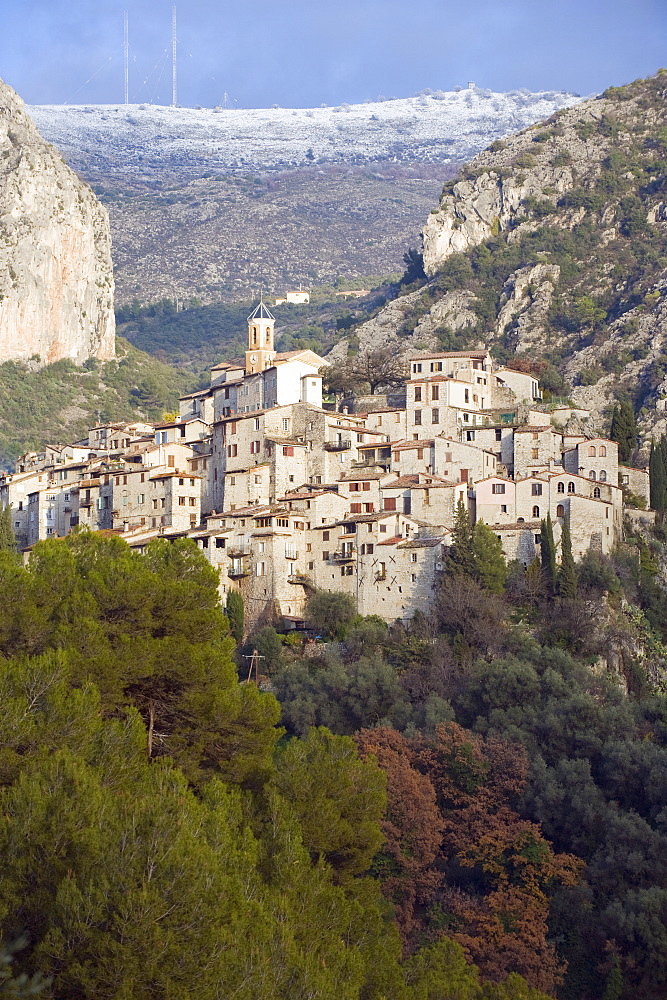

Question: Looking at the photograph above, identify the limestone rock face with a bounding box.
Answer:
[495,264,561,353]
[0,78,114,365]
[421,94,629,276]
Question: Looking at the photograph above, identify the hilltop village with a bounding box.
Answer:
[1,303,653,632]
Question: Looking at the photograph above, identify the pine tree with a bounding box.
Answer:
[557,518,578,599]
[610,400,637,463]
[448,499,475,577]
[0,505,16,555]
[472,519,508,594]
[540,514,557,594]
[226,589,245,646]
[649,440,667,512]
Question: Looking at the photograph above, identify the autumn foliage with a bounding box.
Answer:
[357,723,583,993]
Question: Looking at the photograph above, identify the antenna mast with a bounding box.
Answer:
[123,10,129,105]
[171,4,177,107]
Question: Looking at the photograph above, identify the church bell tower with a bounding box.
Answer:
[245,301,276,374]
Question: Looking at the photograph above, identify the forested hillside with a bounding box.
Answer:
[0,530,557,1000]
[2,505,667,998]
[0,339,193,468]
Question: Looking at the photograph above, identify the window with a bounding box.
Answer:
[432,408,440,424]
[282,418,289,432]
[412,363,422,373]
[189,497,196,506]
[215,538,225,548]
[282,446,294,457]
[431,384,439,400]
[322,551,329,561]
[590,470,596,481]
[414,386,422,402]
[557,504,565,517]
[363,482,371,492]
[250,440,261,454]
[532,505,540,517]
[254,417,260,430]
[464,389,469,403]
[532,483,542,496]
[466,430,475,442]
[588,445,596,457]
[230,421,237,434]
[599,470,607,482]
[568,482,575,493]
[137,493,145,504]
[599,445,607,457]
[495,428,502,441]
[349,482,359,491]
[411,552,418,563]
[323,531,329,541]
[501,504,507,513]
[140,473,145,483]
[255,562,265,577]
[383,498,397,511]
[414,410,422,425]
[178,496,186,506]
[179,478,184,485]
[492,483,506,494]
[531,448,539,459]
[351,503,362,513]
[557,482,565,493]
[168,456,175,468]
[276,518,289,527]
[593,487,601,498]
[379,524,387,533]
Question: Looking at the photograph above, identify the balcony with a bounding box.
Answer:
[324,440,351,451]
[227,545,251,558]
[288,573,313,586]
[285,549,299,560]
[331,547,357,561]
[228,561,251,578]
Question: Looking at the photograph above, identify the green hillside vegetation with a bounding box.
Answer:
[0,531,555,1000]
[117,279,399,377]
[259,508,667,1000]
[0,338,194,469]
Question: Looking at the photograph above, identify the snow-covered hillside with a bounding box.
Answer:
[29,87,585,179]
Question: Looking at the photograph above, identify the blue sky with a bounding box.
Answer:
[2,0,666,107]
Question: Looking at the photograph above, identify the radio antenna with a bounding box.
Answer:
[123,11,129,105]
[171,5,177,106]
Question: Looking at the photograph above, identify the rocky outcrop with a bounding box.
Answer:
[495,264,560,353]
[0,78,114,365]
[421,93,626,276]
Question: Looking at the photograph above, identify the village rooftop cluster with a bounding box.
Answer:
[1,304,653,631]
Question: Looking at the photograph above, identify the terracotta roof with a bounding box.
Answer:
[393,440,434,451]
[339,470,387,481]
[211,357,245,371]
[378,535,402,545]
[515,425,556,433]
[399,536,444,548]
[384,475,420,488]
[409,350,489,360]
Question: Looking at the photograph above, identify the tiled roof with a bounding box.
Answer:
[408,350,489,360]
[399,536,444,548]
[378,535,402,545]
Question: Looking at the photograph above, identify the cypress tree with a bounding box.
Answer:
[540,513,557,593]
[649,440,667,512]
[557,518,578,599]
[225,589,245,646]
[472,519,508,594]
[448,498,475,577]
[610,400,637,463]
[0,504,16,554]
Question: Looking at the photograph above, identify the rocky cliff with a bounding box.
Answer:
[0,78,114,365]
[347,71,667,451]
